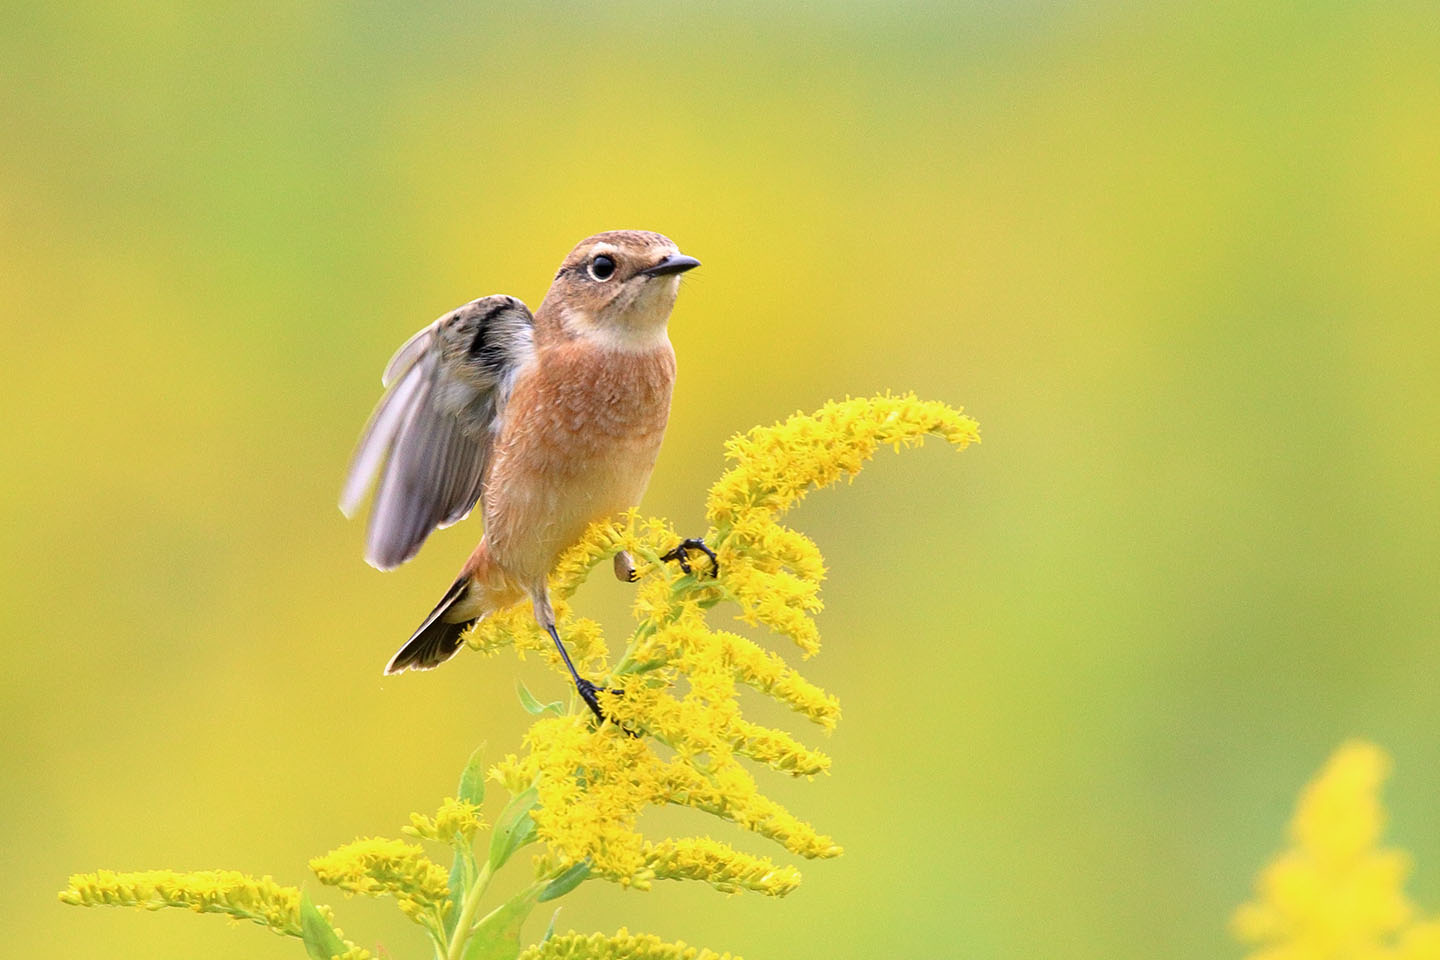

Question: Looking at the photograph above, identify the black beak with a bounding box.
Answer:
[641,253,701,277]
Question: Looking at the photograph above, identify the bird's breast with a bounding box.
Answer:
[523,339,675,456]
[482,340,676,578]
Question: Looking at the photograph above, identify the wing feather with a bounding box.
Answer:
[368,366,472,569]
[340,296,535,570]
[382,324,435,388]
[340,352,430,518]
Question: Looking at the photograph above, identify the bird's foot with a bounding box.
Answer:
[660,537,720,578]
[574,677,607,721]
[613,550,638,583]
[574,677,638,737]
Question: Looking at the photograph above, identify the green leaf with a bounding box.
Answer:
[616,658,668,676]
[537,861,590,903]
[444,852,467,939]
[462,886,541,960]
[299,891,347,960]
[541,907,561,944]
[488,787,539,872]
[515,680,562,716]
[457,743,487,807]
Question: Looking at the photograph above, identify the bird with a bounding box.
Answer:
[340,230,713,720]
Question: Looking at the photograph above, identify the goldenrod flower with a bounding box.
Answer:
[405,796,487,845]
[708,393,980,527]
[707,394,978,656]
[641,837,802,896]
[309,837,451,926]
[518,928,736,960]
[1233,740,1440,959]
[477,395,972,900]
[58,869,313,936]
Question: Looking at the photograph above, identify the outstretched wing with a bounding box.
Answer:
[340,295,535,570]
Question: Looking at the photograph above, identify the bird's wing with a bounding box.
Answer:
[340,296,536,570]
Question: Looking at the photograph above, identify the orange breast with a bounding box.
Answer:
[481,340,676,585]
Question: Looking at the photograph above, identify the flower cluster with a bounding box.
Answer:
[484,394,979,897]
[309,836,452,929]
[640,837,802,896]
[405,796,487,845]
[707,394,979,657]
[58,868,372,957]
[1235,740,1440,960]
[518,928,735,960]
[58,869,313,936]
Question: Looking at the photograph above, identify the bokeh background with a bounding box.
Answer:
[4,2,1439,957]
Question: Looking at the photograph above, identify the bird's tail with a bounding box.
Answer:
[384,575,476,674]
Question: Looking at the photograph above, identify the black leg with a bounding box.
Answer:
[544,624,636,736]
[544,622,607,721]
[543,619,637,736]
[660,537,719,578]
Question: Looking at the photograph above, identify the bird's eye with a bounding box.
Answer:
[588,255,616,281]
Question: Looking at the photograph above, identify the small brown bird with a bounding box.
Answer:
[341,230,711,718]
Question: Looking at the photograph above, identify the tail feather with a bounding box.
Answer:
[385,576,476,674]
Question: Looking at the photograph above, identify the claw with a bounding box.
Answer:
[660,537,720,578]
[547,621,634,734]
[574,678,638,737]
[575,677,605,721]
[666,546,691,574]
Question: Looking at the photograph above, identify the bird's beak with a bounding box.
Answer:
[641,253,701,277]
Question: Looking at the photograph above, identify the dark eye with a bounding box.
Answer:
[588,255,616,281]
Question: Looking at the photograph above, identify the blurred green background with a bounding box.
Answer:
[4,2,1439,957]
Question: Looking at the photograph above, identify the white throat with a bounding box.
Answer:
[565,274,681,353]
[577,316,673,353]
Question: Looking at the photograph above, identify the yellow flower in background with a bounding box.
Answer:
[1234,740,1440,960]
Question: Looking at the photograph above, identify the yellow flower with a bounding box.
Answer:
[309,836,451,926]
[641,837,802,896]
[475,395,970,899]
[405,796,487,845]
[707,394,979,523]
[518,927,737,960]
[514,715,658,882]
[58,869,312,936]
[1233,740,1440,959]
[707,394,976,656]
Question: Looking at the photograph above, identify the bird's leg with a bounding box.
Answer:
[542,621,637,737]
[542,621,607,721]
[533,591,628,727]
[660,537,720,577]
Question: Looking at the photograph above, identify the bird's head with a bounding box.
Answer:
[541,230,700,349]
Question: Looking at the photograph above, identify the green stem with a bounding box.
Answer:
[445,860,494,960]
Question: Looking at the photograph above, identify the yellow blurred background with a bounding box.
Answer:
[5,2,1439,957]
